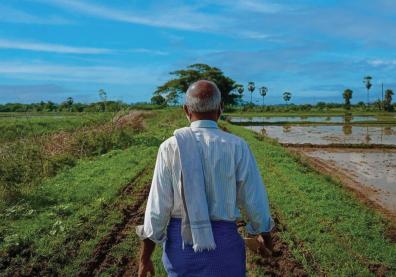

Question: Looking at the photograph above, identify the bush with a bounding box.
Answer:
[44,154,77,176]
[0,140,44,192]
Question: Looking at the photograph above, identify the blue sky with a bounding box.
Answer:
[0,0,395,104]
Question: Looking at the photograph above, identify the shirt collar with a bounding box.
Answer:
[190,120,218,129]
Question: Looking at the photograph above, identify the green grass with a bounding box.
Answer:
[0,112,111,143]
[0,109,187,276]
[0,146,156,275]
[224,122,396,276]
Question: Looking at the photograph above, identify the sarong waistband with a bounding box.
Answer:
[169,217,237,231]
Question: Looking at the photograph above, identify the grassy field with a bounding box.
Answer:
[0,112,111,143]
[1,109,395,276]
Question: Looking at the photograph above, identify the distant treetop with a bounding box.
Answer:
[154,64,242,105]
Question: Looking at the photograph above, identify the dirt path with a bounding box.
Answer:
[77,169,151,276]
[75,159,311,276]
[78,179,310,276]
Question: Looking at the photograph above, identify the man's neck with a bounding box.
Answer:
[190,112,218,122]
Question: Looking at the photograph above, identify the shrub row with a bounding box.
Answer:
[0,112,149,197]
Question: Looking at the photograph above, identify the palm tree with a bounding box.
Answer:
[260,86,268,106]
[283,92,292,105]
[363,76,372,106]
[237,85,244,95]
[247,82,255,105]
[98,89,107,112]
[65,97,73,112]
[342,89,353,110]
[384,89,394,112]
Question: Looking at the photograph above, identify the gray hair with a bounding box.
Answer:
[185,80,221,113]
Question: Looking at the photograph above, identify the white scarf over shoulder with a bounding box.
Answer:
[173,127,216,252]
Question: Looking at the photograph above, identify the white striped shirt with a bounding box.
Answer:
[137,120,274,243]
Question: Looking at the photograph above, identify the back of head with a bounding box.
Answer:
[185,80,221,113]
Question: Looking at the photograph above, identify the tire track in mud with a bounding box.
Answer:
[77,168,151,277]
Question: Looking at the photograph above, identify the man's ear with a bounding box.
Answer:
[183,105,191,121]
[219,102,224,114]
[183,105,189,115]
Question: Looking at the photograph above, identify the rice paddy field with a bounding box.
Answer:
[1,109,395,276]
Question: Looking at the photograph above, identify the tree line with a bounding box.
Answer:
[152,64,394,112]
[0,64,394,112]
[343,76,394,112]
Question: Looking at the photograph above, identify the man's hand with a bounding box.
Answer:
[257,232,273,257]
[138,258,155,277]
[138,239,156,276]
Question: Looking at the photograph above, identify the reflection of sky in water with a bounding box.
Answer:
[248,125,396,145]
[305,150,396,213]
[231,116,377,123]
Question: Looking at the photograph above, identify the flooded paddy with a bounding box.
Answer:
[241,115,396,220]
[248,125,396,146]
[231,115,377,123]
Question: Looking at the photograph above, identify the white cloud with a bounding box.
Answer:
[368,59,396,66]
[43,0,228,32]
[0,38,170,56]
[0,4,71,24]
[0,61,165,85]
[39,0,285,40]
[229,0,286,13]
[0,39,113,54]
[126,48,169,56]
[238,31,271,40]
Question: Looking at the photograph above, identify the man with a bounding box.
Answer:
[136,80,274,276]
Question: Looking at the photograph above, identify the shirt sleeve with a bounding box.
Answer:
[236,141,275,234]
[135,143,174,243]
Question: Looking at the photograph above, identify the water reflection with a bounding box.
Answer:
[283,126,292,133]
[342,125,352,135]
[248,125,396,145]
[231,115,377,123]
[342,115,352,135]
[384,127,394,136]
[364,127,371,144]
